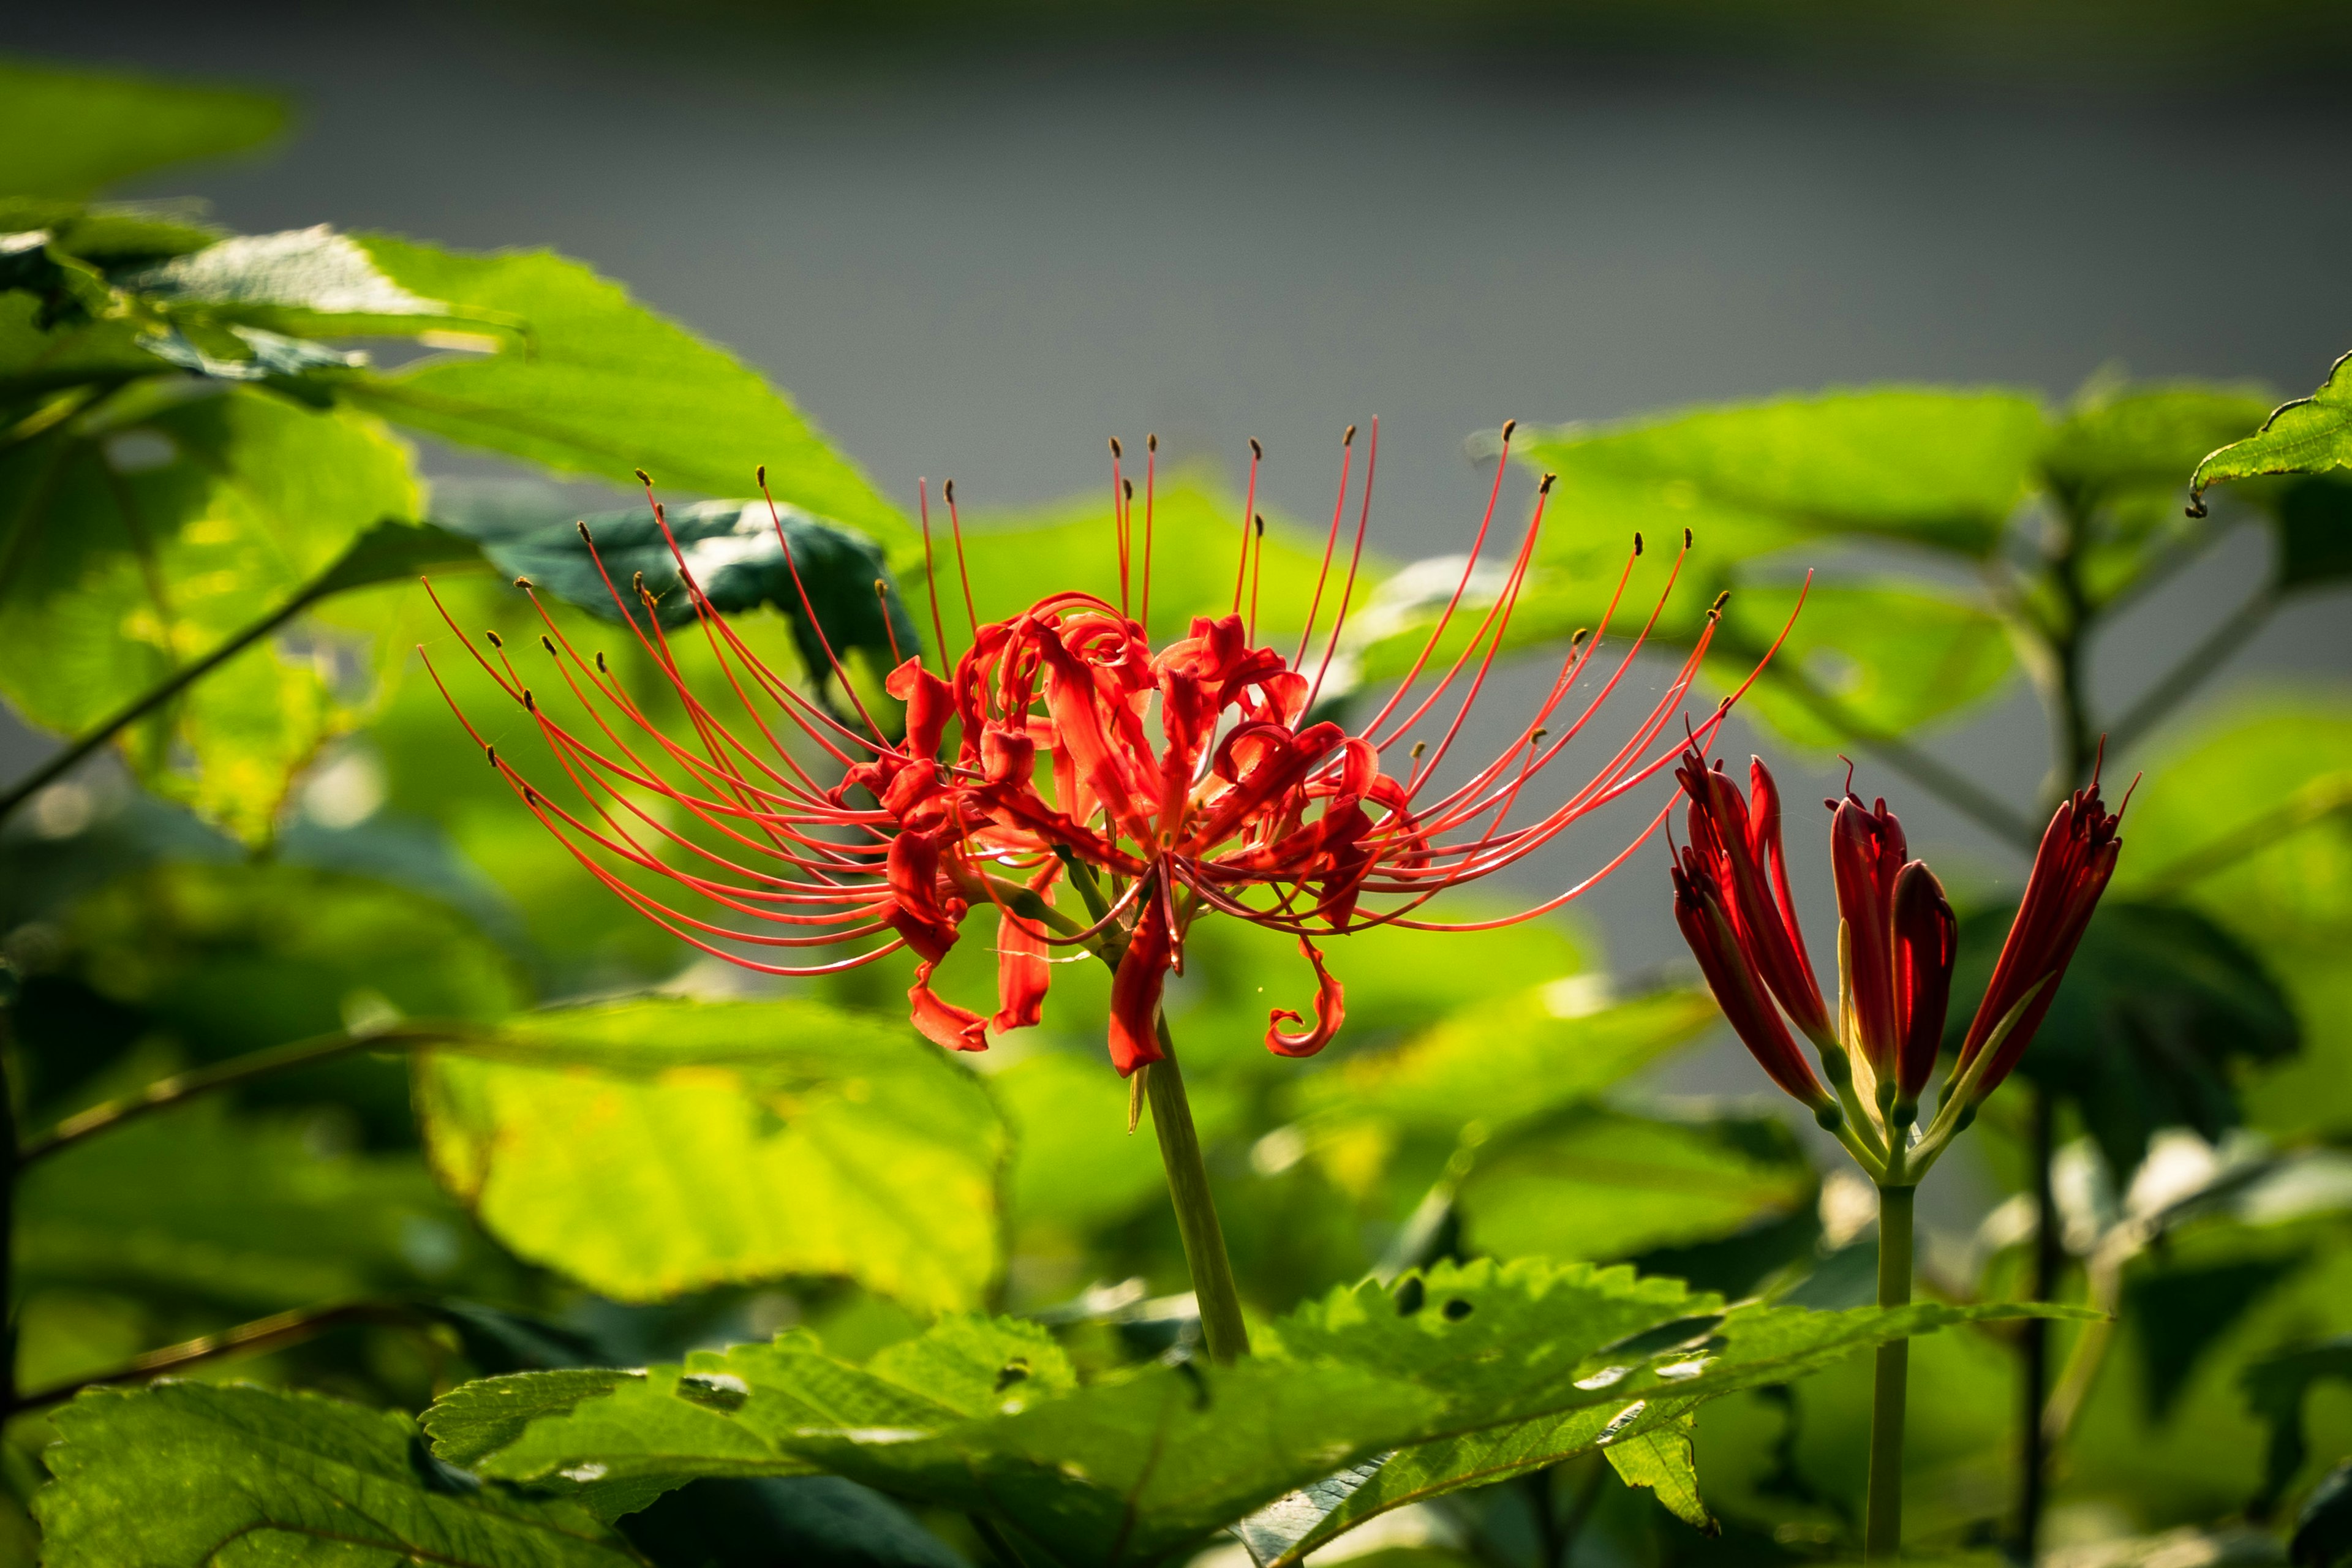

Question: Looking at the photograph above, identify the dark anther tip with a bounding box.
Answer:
[513,575,533,589]
[576,520,594,543]
[1249,437,1262,459]
[943,479,957,502]
[1344,423,1357,445]
[485,630,503,648]
[540,635,556,655]
[633,468,652,486]
[1147,432,1158,451]
[1684,527,1694,548]
[1632,533,1644,557]
[755,464,767,486]
[1538,472,1556,494]
[1109,436,1123,458]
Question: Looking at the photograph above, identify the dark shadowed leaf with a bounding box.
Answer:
[2294,1460,2352,1568]
[624,1476,965,1568]
[434,485,920,711]
[2244,1337,2352,1518]
[1951,900,2299,1181]
[36,1382,638,1567]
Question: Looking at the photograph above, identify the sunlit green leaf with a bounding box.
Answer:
[1518,387,2047,564]
[1294,987,1714,1137]
[344,237,902,540]
[417,998,1008,1310]
[1724,580,2015,747]
[0,59,285,200]
[37,1382,638,1567]
[1455,1106,1818,1265]
[2193,352,2352,506]
[1604,1408,1716,1531]
[0,386,420,840]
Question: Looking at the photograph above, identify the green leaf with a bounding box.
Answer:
[1962,900,2301,1180]
[622,1477,965,1568]
[1727,581,2016,747]
[0,386,421,841]
[2294,1460,2352,1568]
[1453,1106,1818,1266]
[416,998,1008,1310]
[1603,1409,1716,1531]
[433,1258,2088,1567]
[342,236,902,540]
[0,59,285,200]
[1294,986,1716,1137]
[2243,1336,2352,1517]
[2114,693,2352,1141]
[1517,387,2048,564]
[2193,352,2352,507]
[17,1099,502,1319]
[435,486,921,711]
[2041,380,2275,515]
[36,1382,639,1567]
[115,224,464,339]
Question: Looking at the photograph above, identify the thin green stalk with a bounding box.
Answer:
[1145,1019,1250,1363]
[17,1022,477,1167]
[0,581,328,826]
[9,1299,421,1415]
[1866,1182,1917,1561]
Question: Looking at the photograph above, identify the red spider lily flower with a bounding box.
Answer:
[1951,766,2126,1102]
[1671,747,2122,1169]
[424,422,1789,1077]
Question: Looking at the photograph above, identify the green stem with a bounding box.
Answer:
[17,1023,475,1167]
[1866,1182,1916,1562]
[0,581,328,826]
[1145,1019,1250,1363]
[9,1299,421,1415]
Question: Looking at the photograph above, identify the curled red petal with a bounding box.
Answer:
[991,865,1058,1034]
[909,961,989,1052]
[1672,854,1830,1109]
[1265,936,1346,1057]
[1830,794,1906,1079]
[1107,891,1174,1077]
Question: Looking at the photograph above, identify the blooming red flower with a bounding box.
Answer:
[428,423,1777,1076]
[1670,747,2122,1170]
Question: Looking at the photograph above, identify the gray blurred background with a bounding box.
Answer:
[7,0,2348,1172]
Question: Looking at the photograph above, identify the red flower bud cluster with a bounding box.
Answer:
[1670,747,2122,1156]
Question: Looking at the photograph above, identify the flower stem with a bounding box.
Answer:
[1145,1019,1250,1363]
[1866,1181,1917,1562]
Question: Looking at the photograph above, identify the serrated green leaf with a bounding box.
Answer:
[417,998,1008,1310]
[116,224,466,341]
[1453,1106,1817,1265]
[342,237,902,540]
[0,59,285,200]
[36,1382,639,1567]
[0,386,420,841]
[432,1257,2088,1567]
[2041,382,2276,514]
[2193,352,2352,504]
